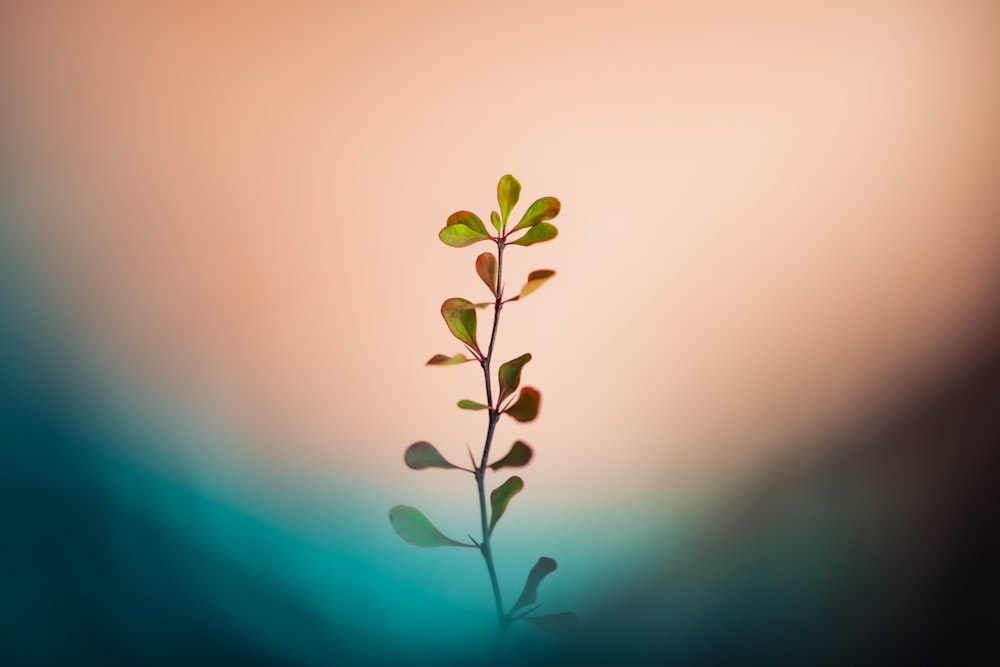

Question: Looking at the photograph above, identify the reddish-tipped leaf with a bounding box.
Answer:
[498,353,531,404]
[404,441,459,470]
[389,505,472,548]
[440,225,490,247]
[510,196,560,233]
[439,211,490,247]
[488,476,524,536]
[497,174,521,228]
[426,353,475,366]
[476,252,498,296]
[505,387,541,422]
[518,270,555,299]
[446,210,489,234]
[440,298,480,354]
[510,223,558,246]
[510,557,557,613]
[489,440,533,470]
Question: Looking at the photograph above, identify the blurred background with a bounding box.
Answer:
[1,1,998,664]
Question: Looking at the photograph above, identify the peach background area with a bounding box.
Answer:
[1,2,999,497]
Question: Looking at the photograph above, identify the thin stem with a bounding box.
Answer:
[474,237,509,642]
[479,237,505,470]
[474,423,506,640]
[483,240,505,385]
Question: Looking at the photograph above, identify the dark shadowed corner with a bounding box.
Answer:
[561,294,1000,666]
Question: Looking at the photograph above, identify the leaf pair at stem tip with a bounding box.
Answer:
[439,174,561,247]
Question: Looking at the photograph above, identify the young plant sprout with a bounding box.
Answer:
[389,175,578,642]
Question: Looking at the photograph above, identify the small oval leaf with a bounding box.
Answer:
[511,557,557,613]
[476,252,498,297]
[389,505,472,548]
[426,353,474,366]
[510,223,558,246]
[497,174,521,228]
[441,298,480,353]
[490,211,502,233]
[521,612,581,638]
[519,270,555,299]
[404,441,458,470]
[446,210,489,235]
[505,387,541,422]
[457,399,488,410]
[498,353,531,405]
[489,440,533,470]
[439,223,490,247]
[511,196,560,233]
[488,476,524,536]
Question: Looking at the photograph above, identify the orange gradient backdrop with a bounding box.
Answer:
[2,1,999,501]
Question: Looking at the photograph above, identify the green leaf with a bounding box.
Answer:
[498,353,531,404]
[439,224,490,247]
[505,387,540,422]
[511,196,560,233]
[389,505,472,548]
[510,223,558,246]
[457,399,488,410]
[488,476,524,536]
[476,252,498,296]
[519,270,555,299]
[440,298,480,353]
[490,211,502,233]
[404,441,459,470]
[446,210,489,235]
[510,557,557,613]
[426,353,474,366]
[520,612,581,638]
[489,440,533,470]
[497,174,521,228]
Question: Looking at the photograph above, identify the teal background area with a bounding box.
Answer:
[3,208,999,666]
[0,216,662,665]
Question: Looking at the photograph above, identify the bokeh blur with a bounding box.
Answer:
[1,2,999,665]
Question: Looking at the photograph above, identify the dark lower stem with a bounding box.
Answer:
[475,416,507,641]
[475,238,508,641]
